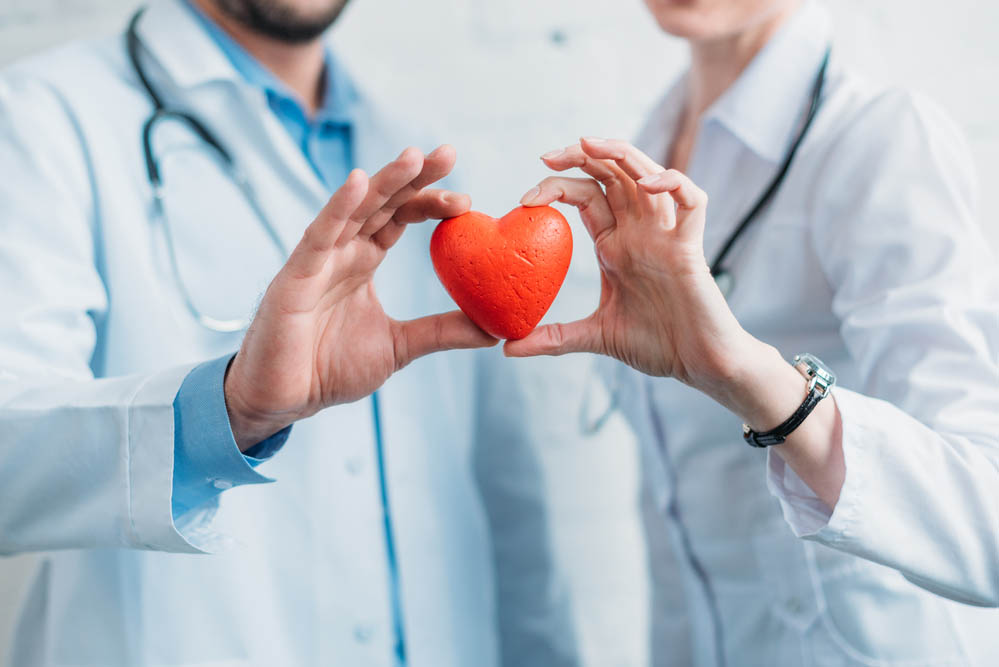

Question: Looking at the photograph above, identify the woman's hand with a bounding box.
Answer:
[508,137,845,507]
[225,145,497,449]
[506,137,760,401]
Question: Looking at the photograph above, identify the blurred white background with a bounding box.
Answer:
[1,0,997,662]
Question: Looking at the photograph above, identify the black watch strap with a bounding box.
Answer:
[743,354,836,449]
[743,386,822,448]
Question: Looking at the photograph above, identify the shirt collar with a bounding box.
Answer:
[702,1,832,163]
[181,0,356,124]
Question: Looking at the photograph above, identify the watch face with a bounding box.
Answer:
[795,353,836,387]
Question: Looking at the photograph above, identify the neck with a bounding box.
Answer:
[685,1,800,119]
[193,0,326,115]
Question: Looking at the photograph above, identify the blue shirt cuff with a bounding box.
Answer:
[172,354,292,519]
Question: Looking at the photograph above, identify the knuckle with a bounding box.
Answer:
[434,314,446,347]
[385,184,417,208]
[399,146,423,166]
[301,225,327,251]
[392,325,410,370]
[375,183,398,199]
[549,323,566,348]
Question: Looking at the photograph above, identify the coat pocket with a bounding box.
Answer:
[754,534,968,666]
[808,546,968,666]
[752,531,824,634]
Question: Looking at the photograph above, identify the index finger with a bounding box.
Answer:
[401,145,457,194]
[521,176,615,242]
[541,144,635,213]
[580,137,667,218]
[579,137,665,181]
[359,144,458,239]
[371,189,471,249]
[337,146,425,246]
[286,168,369,278]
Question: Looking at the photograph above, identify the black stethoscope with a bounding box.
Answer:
[126,8,289,333]
[580,46,831,435]
[709,46,831,298]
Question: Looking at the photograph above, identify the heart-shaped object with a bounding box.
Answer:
[431,205,572,340]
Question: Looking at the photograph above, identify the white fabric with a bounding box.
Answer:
[616,1,999,664]
[0,1,577,665]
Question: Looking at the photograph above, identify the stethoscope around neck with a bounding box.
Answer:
[579,46,832,435]
[126,8,289,333]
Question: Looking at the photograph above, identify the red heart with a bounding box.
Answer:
[431,206,573,340]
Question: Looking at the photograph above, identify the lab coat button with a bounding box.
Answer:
[353,623,374,643]
[212,478,233,490]
[345,456,364,475]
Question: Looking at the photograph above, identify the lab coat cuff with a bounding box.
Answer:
[766,450,833,535]
[128,362,210,553]
[765,389,865,543]
[172,354,287,524]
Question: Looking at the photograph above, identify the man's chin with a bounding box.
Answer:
[214,0,351,43]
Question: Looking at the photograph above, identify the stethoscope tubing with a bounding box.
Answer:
[709,46,831,297]
[126,8,288,333]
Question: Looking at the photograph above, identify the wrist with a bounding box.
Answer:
[223,359,291,452]
[705,338,807,431]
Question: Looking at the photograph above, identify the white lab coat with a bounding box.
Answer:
[0,1,576,665]
[612,3,999,665]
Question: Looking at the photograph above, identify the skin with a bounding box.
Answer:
[510,0,846,512]
[201,0,497,447]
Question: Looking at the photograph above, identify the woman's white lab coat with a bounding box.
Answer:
[0,1,577,665]
[611,3,999,665]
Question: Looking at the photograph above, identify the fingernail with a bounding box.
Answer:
[541,149,564,160]
[520,185,541,204]
[582,136,606,144]
[638,173,663,185]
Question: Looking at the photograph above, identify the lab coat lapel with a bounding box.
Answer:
[350,92,407,177]
[134,0,236,91]
[248,93,332,205]
[137,0,330,229]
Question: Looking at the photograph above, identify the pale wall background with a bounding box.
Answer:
[1,0,998,662]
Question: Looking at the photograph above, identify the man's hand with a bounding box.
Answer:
[224,145,497,449]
